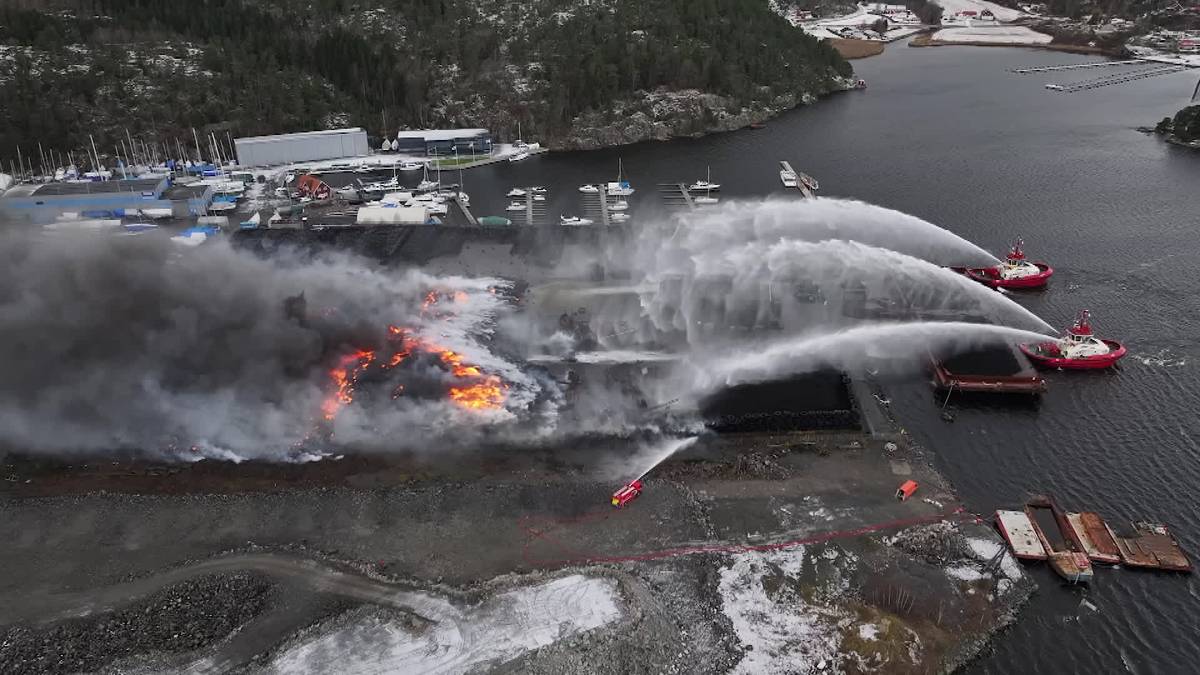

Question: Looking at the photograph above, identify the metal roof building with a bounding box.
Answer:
[393,128,492,155]
[0,177,214,224]
[234,128,369,167]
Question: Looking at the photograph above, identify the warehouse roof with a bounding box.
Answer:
[394,128,490,141]
[235,128,367,144]
[30,178,164,196]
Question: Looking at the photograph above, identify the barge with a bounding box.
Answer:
[995,510,1047,560]
[1112,522,1193,573]
[933,343,1046,394]
[1065,511,1122,565]
[1026,495,1094,584]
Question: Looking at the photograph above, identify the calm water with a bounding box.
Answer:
[446,42,1200,673]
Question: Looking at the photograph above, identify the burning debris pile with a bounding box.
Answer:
[0,232,549,461]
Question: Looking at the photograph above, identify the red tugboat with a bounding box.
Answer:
[953,239,1053,290]
[1020,310,1127,370]
[611,480,644,508]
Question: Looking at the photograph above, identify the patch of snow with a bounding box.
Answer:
[719,548,846,674]
[966,537,1022,581]
[945,565,986,582]
[267,574,621,674]
[858,623,879,641]
[933,26,1051,44]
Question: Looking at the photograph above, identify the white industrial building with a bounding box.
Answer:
[234,128,369,167]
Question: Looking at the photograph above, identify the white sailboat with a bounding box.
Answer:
[606,158,634,196]
[416,163,439,192]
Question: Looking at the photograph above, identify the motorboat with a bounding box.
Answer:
[530,186,548,194]
[505,202,525,212]
[398,161,424,171]
[560,215,594,226]
[121,222,158,235]
[608,200,629,211]
[426,202,449,215]
[416,179,440,192]
[533,194,545,201]
[694,195,719,205]
[1019,310,1127,370]
[578,184,599,194]
[506,187,527,197]
[509,150,530,162]
[779,169,798,188]
[688,166,720,192]
[799,172,820,192]
[207,200,237,212]
[954,239,1053,290]
[609,212,631,222]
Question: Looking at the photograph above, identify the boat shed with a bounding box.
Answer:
[393,129,493,156]
[234,128,369,167]
[0,177,215,224]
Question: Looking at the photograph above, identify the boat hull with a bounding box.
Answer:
[952,263,1053,289]
[1019,340,1127,370]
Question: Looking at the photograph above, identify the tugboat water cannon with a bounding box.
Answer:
[1020,310,1127,370]
[953,238,1054,290]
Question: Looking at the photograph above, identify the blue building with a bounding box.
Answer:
[0,176,215,224]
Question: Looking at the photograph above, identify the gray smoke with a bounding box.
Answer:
[0,230,546,460]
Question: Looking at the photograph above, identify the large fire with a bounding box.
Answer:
[317,321,508,429]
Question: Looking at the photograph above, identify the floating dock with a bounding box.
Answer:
[995,510,1047,560]
[1066,512,1121,565]
[1046,64,1187,93]
[1010,59,1145,74]
[1112,522,1193,573]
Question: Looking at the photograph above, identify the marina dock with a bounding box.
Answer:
[779,161,818,198]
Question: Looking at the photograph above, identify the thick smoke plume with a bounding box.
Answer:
[0,231,547,460]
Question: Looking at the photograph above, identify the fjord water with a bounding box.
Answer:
[464,41,1200,673]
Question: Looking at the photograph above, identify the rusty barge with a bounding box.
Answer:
[998,502,1192,576]
[1026,495,1094,584]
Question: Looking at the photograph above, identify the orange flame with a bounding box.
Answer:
[316,319,507,427]
[321,350,376,420]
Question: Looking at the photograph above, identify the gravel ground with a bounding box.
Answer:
[0,573,272,675]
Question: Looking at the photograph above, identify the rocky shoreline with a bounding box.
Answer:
[547,79,858,151]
